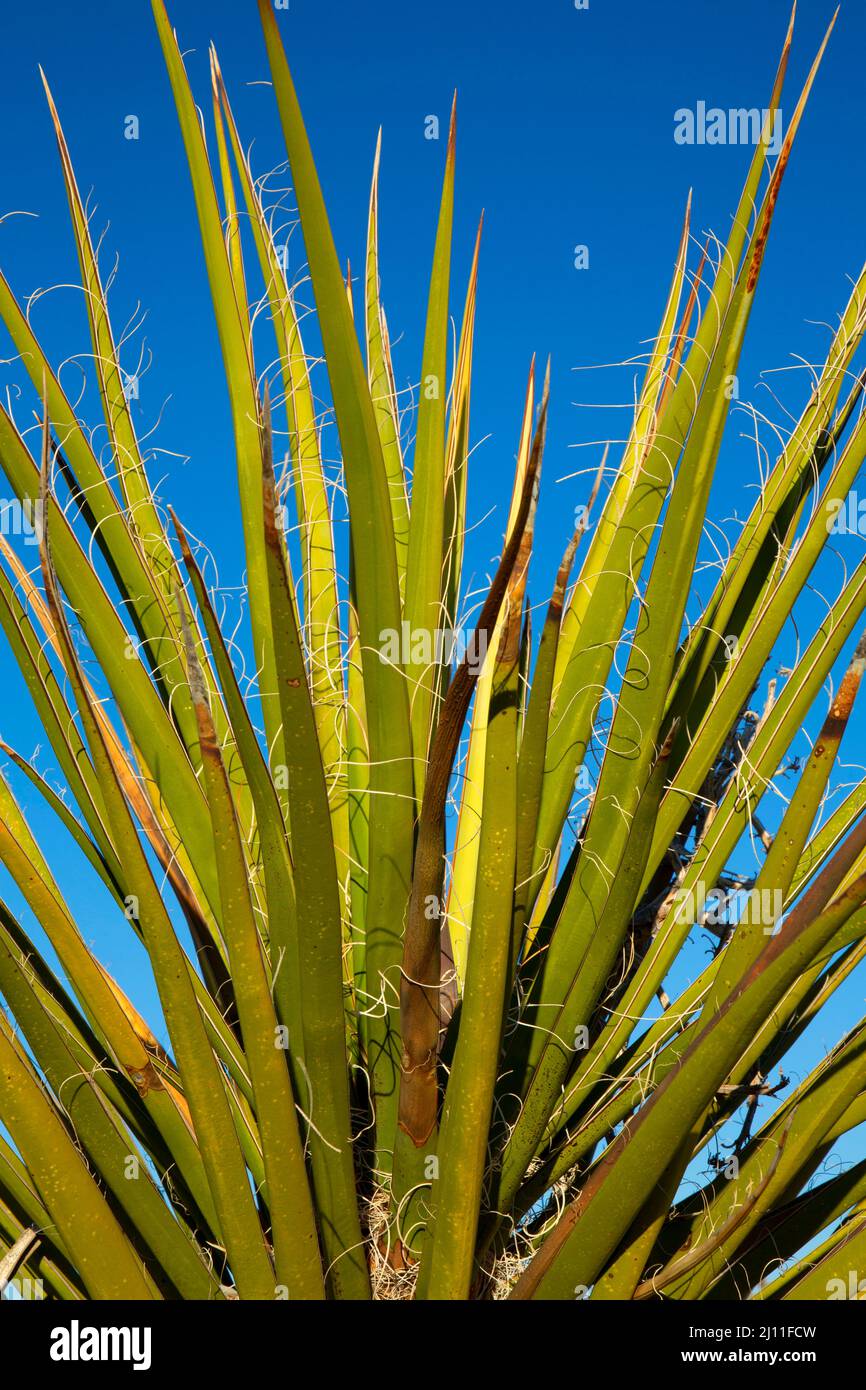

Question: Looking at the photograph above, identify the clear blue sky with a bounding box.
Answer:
[1,0,865,1191]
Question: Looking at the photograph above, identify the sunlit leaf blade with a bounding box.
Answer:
[366,131,410,595]
[176,595,324,1299]
[260,409,369,1298]
[404,97,456,800]
[152,0,284,768]
[257,0,414,1167]
[446,367,535,987]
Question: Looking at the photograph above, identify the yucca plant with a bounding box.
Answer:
[1,0,865,1304]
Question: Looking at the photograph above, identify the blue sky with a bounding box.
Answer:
[2,0,864,575]
[1,0,866,1209]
